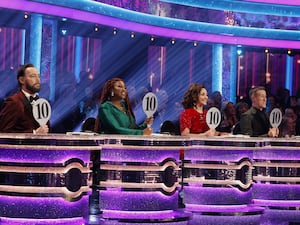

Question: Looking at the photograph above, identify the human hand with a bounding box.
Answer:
[144,116,154,127]
[268,127,279,137]
[35,125,49,134]
[203,129,217,137]
[143,127,152,135]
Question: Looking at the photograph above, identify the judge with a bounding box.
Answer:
[239,86,278,137]
[97,77,152,135]
[0,63,49,133]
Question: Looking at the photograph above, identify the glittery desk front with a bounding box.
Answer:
[97,135,192,225]
[1,134,300,225]
[252,138,300,225]
[183,137,264,225]
[0,133,102,225]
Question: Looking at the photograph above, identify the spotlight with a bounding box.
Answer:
[130,32,135,38]
[113,28,117,35]
[61,29,67,36]
[265,49,269,53]
[150,36,155,42]
[94,25,99,32]
[193,41,198,47]
[237,48,242,56]
[287,49,292,55]
[24,13,29,19]
[171,39,175,45]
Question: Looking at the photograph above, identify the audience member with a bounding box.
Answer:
[289,95,298,112]
[205,97,216,110]
[97,77,153,135]
[210,91,222,110]
[276,87,290,111]
[266,94,278,114]
[232,100,249,134]
[235,101,249,121]
[279,108,296,137]
[0,63,50,133]
[218,101,237,133]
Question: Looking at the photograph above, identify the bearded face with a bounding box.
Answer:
[20,67,41,94]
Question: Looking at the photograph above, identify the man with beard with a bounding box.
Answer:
[0,63,49,133]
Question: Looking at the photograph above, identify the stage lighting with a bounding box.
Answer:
[61,29,67,35]
[237,48,243,56]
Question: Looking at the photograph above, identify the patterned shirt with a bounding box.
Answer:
[179,108,209,134]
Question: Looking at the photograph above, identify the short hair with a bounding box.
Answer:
[249,86,265,98]
[17,63,35,86]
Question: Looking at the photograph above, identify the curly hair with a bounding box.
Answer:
[100,77,135,118]
[182,83,205,109]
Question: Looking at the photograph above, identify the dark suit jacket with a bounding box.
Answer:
[0,91,42,133]
[239,106,270,137]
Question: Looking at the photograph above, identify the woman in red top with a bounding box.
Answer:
[179,84,218,136]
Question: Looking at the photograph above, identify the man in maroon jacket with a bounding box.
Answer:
[0,63,49,133]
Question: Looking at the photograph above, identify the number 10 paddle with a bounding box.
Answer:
[142,92,158,128]
[32,98,51,126]
[206,107,221,130]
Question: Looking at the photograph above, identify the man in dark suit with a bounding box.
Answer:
[240,86,279,137]
[0,63,49,133]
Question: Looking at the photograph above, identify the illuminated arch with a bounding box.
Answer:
[0,0,299,48]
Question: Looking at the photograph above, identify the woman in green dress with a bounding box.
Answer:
[97,78,153,135]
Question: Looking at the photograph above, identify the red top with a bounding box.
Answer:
[179,108,209,134]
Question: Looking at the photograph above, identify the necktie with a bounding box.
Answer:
[29,96,39,103]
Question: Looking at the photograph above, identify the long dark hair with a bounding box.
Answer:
[182,83,205,109]
[100,77,135,118]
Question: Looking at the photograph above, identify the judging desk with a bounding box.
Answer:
[0,134,300,225]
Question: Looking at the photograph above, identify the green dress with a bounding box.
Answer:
[98,101,146,135]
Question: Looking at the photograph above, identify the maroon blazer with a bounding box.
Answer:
[0,91,44,133]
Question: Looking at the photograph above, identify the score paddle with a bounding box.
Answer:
[269,108,282,128]
[142,92,158,128]
[32,98,51,126]
[206,107,221,130]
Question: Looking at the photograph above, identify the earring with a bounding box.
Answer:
[111,91,114,97]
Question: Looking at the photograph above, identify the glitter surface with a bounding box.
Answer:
[0,195,89,219]
[184,186,252,205]
[100,190,178,211]
[1,134,300,224]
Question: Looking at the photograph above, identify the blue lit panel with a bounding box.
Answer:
[0,0,299,48]
[159,0,300,16]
